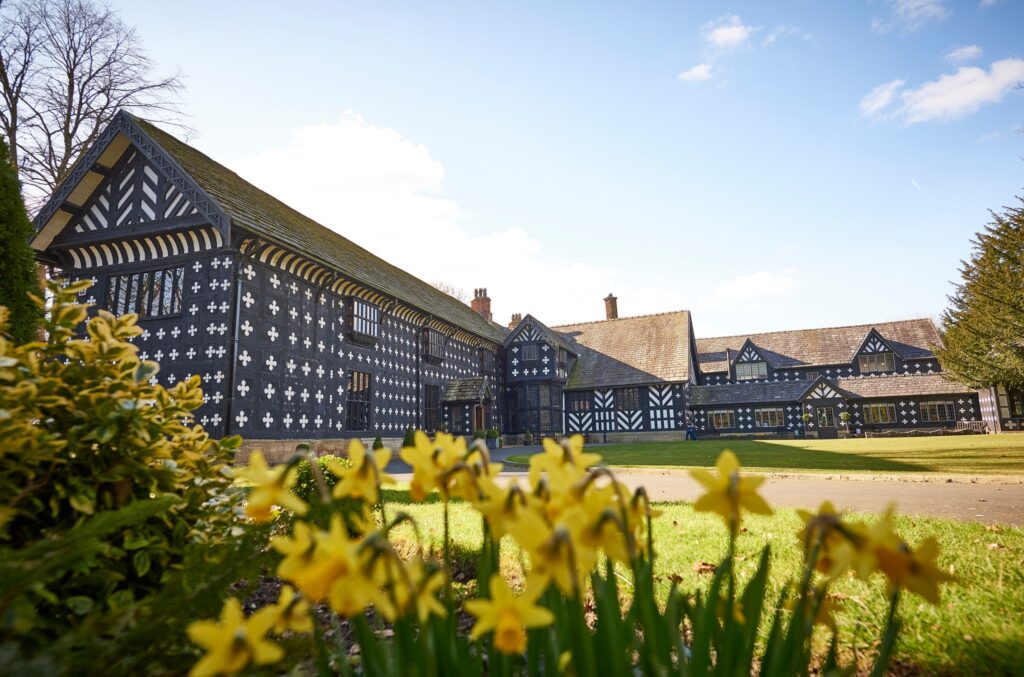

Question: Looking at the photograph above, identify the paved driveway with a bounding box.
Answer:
[386,446,1024,525]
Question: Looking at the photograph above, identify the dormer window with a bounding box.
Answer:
[735,361,767,381]
[858,352,895,373]
[346,298,379,345]
[422,327,446,364]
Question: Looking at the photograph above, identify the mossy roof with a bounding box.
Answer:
[132,115,505,344]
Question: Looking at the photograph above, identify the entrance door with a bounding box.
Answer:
[816,406,837,439]
[473,404,485,432]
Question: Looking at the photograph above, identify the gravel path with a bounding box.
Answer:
[386,447,1024,525]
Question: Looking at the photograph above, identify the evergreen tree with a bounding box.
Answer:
[938,197,1024,389]
[0,135,40,343]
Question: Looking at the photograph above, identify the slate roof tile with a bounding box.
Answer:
[552,311,692,390]
[132,116,506,344]
[695,319,941,373]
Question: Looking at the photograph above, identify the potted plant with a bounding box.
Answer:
[839,411,852,438]
[801,412,814,438]
[485,427,500,451]
[523,429,534,445]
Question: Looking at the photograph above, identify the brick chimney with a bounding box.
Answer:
[471,288,492,321]
[604,293,618,320]
[508,313,522,330]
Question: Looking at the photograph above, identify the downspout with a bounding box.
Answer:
[224,239,266,439]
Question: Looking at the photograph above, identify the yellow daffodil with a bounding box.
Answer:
[449,443,503,501]
[326,438,394,505]
[375,559,447,623]
[528,435,601,491]
[474,476,529,539]
[867,514,955,604]
[271,520,316,580]
[187,598,282,677]
[797,501,851,576]
[289,515,377,616]
[270,585,313,634]
[465,575,554,654]
[690,450,771,532]
[399,431,466,500]
[232,450,307,522]
[510,509,596,597]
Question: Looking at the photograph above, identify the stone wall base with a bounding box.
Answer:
[235,437,405,465]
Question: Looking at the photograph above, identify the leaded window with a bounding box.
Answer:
[345,370,372,430]
[735,361,767,381]
[348,299,379,341]
[920,401,955,423]
[105,266,184,319]
[858,352,895,373]
[514,383,562,434]
[522,344,539,361]
[422,327,446,364]
[754,407,784,427]
[616,387,640,410]
[862,403,897,424]
[424,384,441,431]
[709,410,735,429]
[565,391,591,412]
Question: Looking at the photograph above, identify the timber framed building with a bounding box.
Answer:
[29,113,1022,455]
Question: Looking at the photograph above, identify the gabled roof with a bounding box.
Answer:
[442,377,492,402]
[695,319,942,373]
[688,373,973,407]
[552,310,693,390]
[32,112,505,345]
[506,314,576,353]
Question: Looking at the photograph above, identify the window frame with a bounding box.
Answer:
[920,400,956,423]
[565,391,591,412]
[421,327,446,364]
[858,352,895,374]
[735,361,768,381]
[345,370,373,431]
[521,344,539,361]
[862,402,897,425]
[754,407,784,428]
[615,387,640,410]
[423,384,441,432]
[105,265,184,320]
[347,298,380,344]
[708,409,736,429]
[816,406,835,428]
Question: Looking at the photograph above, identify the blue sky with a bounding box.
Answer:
[112,0,1022,336]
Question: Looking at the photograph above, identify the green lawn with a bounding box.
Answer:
[507,434,1024,475]
[383,486,1024,675]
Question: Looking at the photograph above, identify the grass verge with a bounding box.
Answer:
[384,485,1024,675]
[506,434,1024,475]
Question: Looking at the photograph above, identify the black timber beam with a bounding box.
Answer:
[50,213,213,249]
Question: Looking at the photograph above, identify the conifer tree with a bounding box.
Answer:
[938,197,1024,389]
[0,134,40,342]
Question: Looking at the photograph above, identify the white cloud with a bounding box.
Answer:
[229,111,680,326]
[762,24,813,46]
[977,129,1002,143]
[701,15,759,51]
[859,79,905,117]
[860,59,1024,124]
[872,0,951,33]
[900,59,1024,123]
[706,268,800,306]
[945,45,982,63]
[909,178,922,192]
[979,0,1000,7]
[677,63,713,82]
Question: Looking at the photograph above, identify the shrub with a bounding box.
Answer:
[0,134,40,343]
[402,426,416,447]
[290,454,349,504]
[472,429,486,440]
[485,427,499,440]
[0,280,272,673]
[373,434,385,450]
[523,429,534,444]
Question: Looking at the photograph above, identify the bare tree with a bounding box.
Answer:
[0,0,184,208]
[431,280,468,303]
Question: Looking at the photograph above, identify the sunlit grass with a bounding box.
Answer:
[507,434,1024,475]
[384,485,1024,675]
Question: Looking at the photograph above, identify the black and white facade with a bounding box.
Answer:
[30,112,1002,451]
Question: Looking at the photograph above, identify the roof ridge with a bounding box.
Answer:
[696,317,937,342]
[552,308,690,329]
